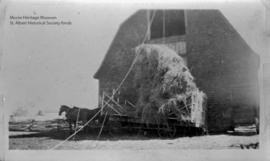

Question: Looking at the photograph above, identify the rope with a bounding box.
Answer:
[49,109,101,150]
[97,112,108,139]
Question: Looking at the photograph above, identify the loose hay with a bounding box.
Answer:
[133,44,206,126]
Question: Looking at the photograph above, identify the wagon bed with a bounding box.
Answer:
[96,89,207,137]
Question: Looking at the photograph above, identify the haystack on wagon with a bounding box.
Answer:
[98,44,207,137]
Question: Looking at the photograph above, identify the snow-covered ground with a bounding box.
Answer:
[9,133,259,150]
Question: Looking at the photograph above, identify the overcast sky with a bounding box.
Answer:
[1,1,266,114]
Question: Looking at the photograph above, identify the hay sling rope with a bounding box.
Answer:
[49,109,101,150]
[49,10,157,150]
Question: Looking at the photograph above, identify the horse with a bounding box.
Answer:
[58,105,101,133]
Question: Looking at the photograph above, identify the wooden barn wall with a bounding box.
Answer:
[185,10,260,131]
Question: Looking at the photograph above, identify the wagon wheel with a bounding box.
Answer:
[157,123,176,138]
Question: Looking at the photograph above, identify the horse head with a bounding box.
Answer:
[59,105,71,116]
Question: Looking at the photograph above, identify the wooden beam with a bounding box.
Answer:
[126,100,136,108]
[112,89,115,102]
[103,93,125,111]
[117,90,120,103]
[103,100,121,115]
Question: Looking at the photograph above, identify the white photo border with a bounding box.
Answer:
[0,0,269,160]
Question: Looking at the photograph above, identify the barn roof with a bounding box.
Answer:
[93,10,148,79]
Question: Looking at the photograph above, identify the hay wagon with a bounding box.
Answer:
[99,89,207,138]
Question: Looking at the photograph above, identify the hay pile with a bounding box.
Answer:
[133,44,206,126]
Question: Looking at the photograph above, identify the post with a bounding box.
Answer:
[117,90,120,103]
[112,89,115,102]
[101,92,104,115]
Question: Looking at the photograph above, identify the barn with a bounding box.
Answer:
[93,9,260,132]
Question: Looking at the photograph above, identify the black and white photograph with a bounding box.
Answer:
[0,0,269,160]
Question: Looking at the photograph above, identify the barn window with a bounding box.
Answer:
[150,10,186,39]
